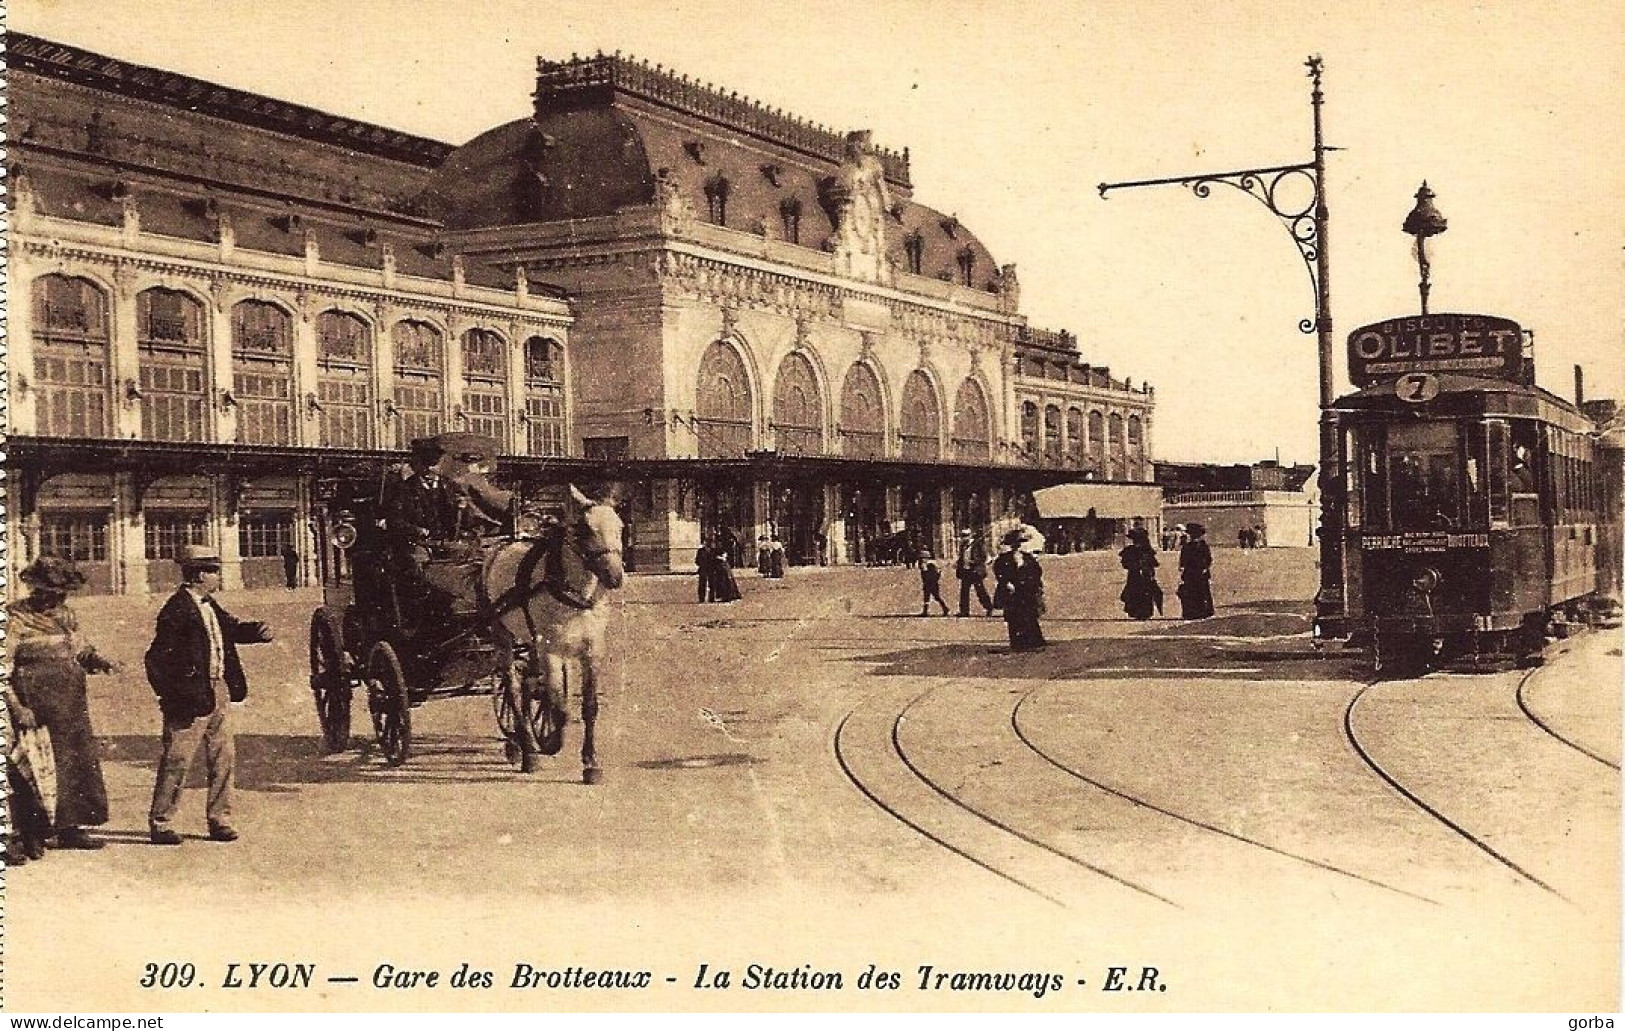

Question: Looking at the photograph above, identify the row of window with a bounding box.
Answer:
[693,343,994,461]
[30,275,566,454]
[1020,401,1145,465]
[35,510,294,563]
[695,179,976,285]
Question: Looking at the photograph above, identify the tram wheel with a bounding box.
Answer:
[367,641,412,767]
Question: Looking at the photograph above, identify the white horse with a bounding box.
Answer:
[484,485,625,782]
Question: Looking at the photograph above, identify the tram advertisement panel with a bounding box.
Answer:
[1346,313,1526,387]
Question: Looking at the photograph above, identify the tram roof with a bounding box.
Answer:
[1333,375,1596,433]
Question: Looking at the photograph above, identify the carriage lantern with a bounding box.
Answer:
[1403,181,1448,315]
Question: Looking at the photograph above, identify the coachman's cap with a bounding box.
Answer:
[409,436,446,462]
[177,545,223,571]
[20,555,88,591]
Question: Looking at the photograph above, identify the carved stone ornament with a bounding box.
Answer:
[830,131,892,285]
[654,168,695,234]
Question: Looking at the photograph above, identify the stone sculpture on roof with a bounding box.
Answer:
[831,131,892,285]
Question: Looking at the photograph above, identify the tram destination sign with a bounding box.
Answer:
[1347,313,1526,388]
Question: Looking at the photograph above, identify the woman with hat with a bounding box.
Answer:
[993,527,1048,651]
[1177,523,1216,619]
[1118,526,1162,621]
[7,556,115,853]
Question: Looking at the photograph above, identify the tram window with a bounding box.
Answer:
[1357,431,1388,529]
[1509,423,1539,526]
[1387,421,1462,530]
[1465,425,1488,527]
[1486,421,1509,527]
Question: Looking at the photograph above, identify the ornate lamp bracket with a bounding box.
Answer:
[1100,162,1322,334]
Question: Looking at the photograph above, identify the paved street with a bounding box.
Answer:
[6,549,1619,1011]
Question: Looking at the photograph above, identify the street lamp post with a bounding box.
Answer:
[1403,181,1448,314]
[1099,55,1346,630]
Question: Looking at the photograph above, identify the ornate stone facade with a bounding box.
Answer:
[6,33,1155,587]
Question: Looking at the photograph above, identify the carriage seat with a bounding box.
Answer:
[423,545,483,616]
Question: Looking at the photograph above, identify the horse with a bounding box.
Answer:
[483,484,625,782]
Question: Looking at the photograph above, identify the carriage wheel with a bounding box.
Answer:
[367,641,412,767]
[309,612,353,753]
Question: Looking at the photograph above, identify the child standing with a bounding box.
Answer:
[918,553,949,616]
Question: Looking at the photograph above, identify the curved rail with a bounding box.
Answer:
[1515,666,1620,772]
[1343,679,1567,901]
[1010,684,1437,905]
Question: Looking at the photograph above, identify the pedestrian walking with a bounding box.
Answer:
[695,539,714,602]
[1118,526,1161,620]
[6,556,116,853]
[993,528,1047,650]
[917,553,949,616]
[708,541,743,602]
[768,536,786,578]
[953,529,994,616]
[1177,523,1216,619]
[144,546,274,845]
[756,535,773,576]
[281,541,300,589]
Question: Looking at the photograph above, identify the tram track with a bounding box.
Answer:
[1342,670,1570,902]
[1008,682,1436,905]
[832,682,1176,911]
[1515,661,1621,772]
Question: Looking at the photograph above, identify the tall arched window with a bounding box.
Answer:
[1066,407,1085,467]
[695,341,753,458]
[31,275,111,438]
[1127,414,1145,480]
[461,328,509,450]
[1108,412,1125,476]
[1088,410,1106,467]
[137,288,207,442]
[839,363,886,459]
[772,352,823,454]
[232,300,294,445]
[1043,404,1062,466]
[392,320,443,444]
[899,370,941,461]
[1020,401,1040,461]
[316,310,373,448]
[951,379,990,460]
[523,336,566,456]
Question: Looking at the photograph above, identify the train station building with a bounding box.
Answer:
[6,33,1156,592]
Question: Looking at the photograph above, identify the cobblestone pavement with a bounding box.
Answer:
[7,550,1618,1011]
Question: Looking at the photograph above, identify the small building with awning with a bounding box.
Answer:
[1031,482,1162,552]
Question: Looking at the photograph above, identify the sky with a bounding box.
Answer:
[11,0,1624,464]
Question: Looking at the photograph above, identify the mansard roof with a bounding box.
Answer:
[418,53,1002,289]
[7,32,453,168]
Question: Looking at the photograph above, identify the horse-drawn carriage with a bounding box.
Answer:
[307,433,625,781]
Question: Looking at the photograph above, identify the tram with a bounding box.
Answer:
[1327,313,1623,670]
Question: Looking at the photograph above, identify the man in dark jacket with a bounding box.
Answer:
[145,546,272,845]
[954,529,995,616]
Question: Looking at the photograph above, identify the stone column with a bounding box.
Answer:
[374,301,397,450]
[115,471,149,597]
[293,296,320,447]
[111,265,142,439]
[216,475,244,592]
[208,278,236,444]
[9,247,38,434]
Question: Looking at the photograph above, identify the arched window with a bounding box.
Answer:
[1108,412,1125,477]
[1020,401,1040,460]
[232,300,294,445]
[461,328,510,450]
[1128,414,1143,445]
[1109,412,1125,449]
[1043,404,1062,466]
[392,320,444,444]
[899,370,941,461]
[903,231,925,276]
[956,246,976,287]
[839,363,886,459]
[523,336,566,456]
[1066,407,1085,467]
[695,341,753,458]
[704,175,731,226]
[1088,410,1106,464]
[951,379,990,460]
[31,275,111,438]
[137,288,207,442]
[779,198,803,245]
[772,352,823,454]
[316,310,373,448]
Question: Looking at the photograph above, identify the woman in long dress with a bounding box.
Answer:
[1118,526,1161,620]
[8,556,115,851]
[709,542,743,602]
[1177,523,1216,619]
[995,528,1048,650]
